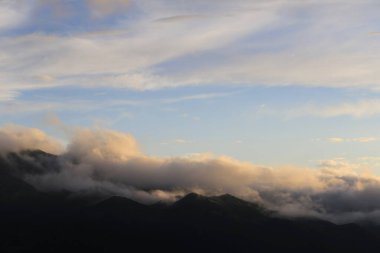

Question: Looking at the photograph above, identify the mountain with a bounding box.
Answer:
[1,150,380,252]
[0,172,42,209]
[0,149,60,177]
[172,192,269,221]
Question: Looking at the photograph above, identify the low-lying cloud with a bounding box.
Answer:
[2,124,380,224]
[0,124,63,154]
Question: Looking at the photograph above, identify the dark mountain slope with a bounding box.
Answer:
[0,172,42,209]
[1,150,380,252]
[0,149,60,177]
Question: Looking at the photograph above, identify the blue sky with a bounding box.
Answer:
[2,0,380,172]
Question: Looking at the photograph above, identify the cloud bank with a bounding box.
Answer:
[0,124,63,154]
[2,124,380,224]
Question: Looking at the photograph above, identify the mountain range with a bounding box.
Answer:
[1,150,380,252]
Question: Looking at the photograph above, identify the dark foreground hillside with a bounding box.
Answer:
[1,151,380,252]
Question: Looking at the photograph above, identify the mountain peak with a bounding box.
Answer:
[173,192,207,207]
[182,192,203,200]
[20,149,58,159]
[96,196,145,209]
[216,193,251,205]
[218,193,237,200]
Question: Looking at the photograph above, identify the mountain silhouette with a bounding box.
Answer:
[1,150,380,252]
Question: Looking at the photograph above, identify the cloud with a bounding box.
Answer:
[275,99,380,119]
[0,9,270,94]
[161,92,233,104]
[35,0,130,19]
[6,0,380,98]
[64,127,142,161]
[0,89,19,101]
[0,124,63,154]
[86,0,130,18]
[328,137,377,143]
[155,14,206,23]
[0,91,232,117]
[0,0,30,31]
[2,124,380,223]
[35,0,73,18]
[328,138,345,143]
[0,97,145,116]
[160,139,194,145]
[174,139,192,144]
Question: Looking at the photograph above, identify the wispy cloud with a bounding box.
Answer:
[160,138,194,146]
[0,90,234,116]
[0,1,30,31]
[0,89,19,102]
[2,1,380,100]
[154,14,206,23]
[290,99,380,118]
[161,92,233,104]
[0,0,278,97]
[328,137,377,143]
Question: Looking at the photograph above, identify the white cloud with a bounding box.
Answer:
[0,89,19,101]
[289,99,380,118]
[174,139,192,144]
[161,92,233,104]
[0,124,63,154]
[0,0,30,31]
[160,139,193,146]
[328,137,377,143]
[3,1,380,99]
[0,0,278,97]
[2,124,380,223]
[0,91,233,116]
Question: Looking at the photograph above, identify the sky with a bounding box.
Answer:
[2,0,380,172]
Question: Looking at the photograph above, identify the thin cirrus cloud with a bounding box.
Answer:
[0,89,19,102]
[1,1,380,101]
[328,137,377,143]
[0,0,278,95]
[0,91,232,116]
[160,139,194,146]
[288,99,380,118]
[4,124,380,224]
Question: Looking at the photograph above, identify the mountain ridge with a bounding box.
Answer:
[1,150,380,252]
